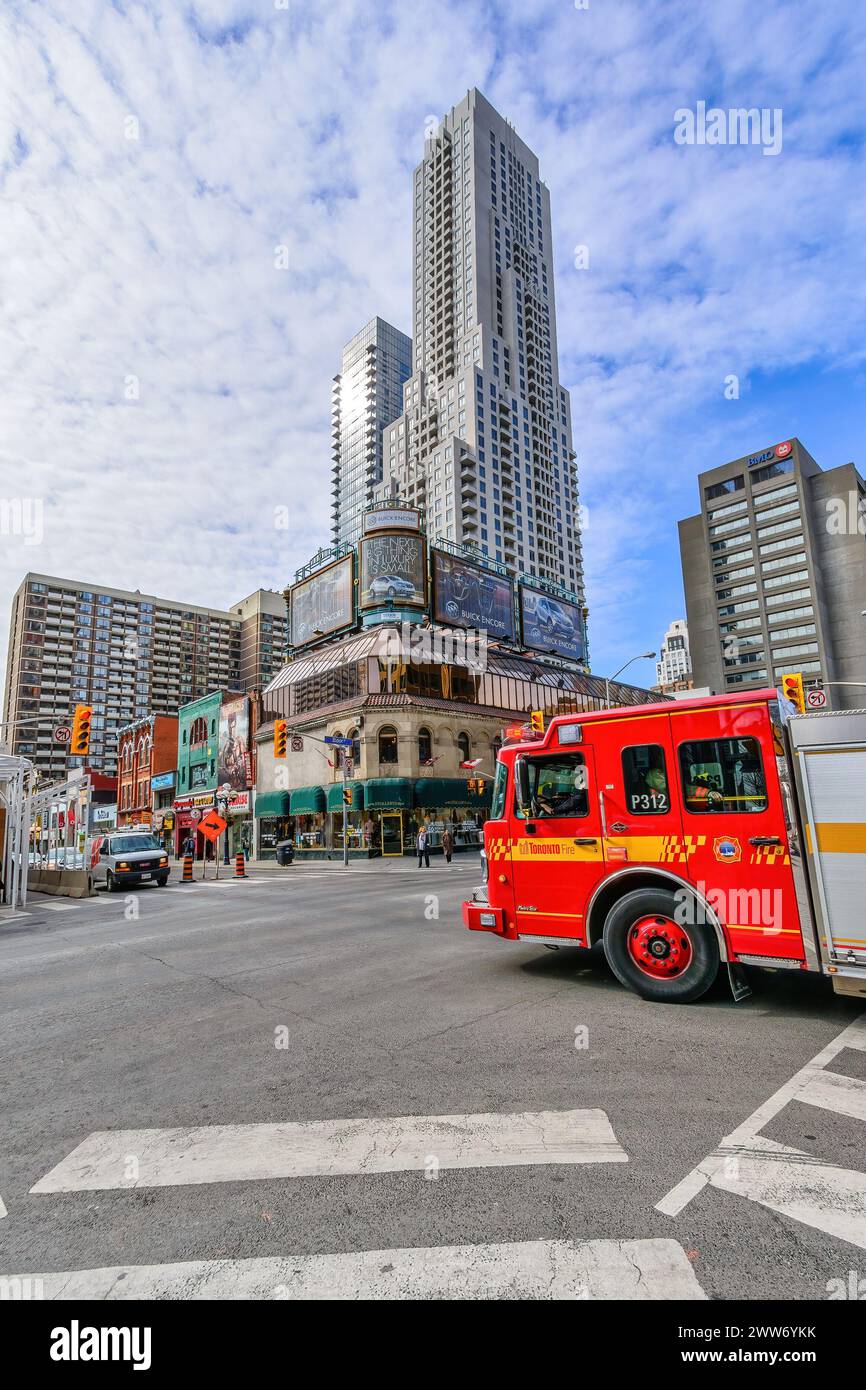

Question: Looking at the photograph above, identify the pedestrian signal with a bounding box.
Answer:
[781,672,805,714]
[529,709,544,734]
[71,704,92,756]
[273,719,288,757]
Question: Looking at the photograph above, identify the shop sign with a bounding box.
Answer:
[226,791,250,814]
[151,771,176,791]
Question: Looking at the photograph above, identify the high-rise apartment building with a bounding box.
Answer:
[656,619,692,689]
[679,439,866,708]
[231,588,289,690]
[3,575,288,780]
[331,317,412,547]
[374,89,584,600]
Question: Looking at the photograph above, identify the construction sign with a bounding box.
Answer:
[198,811,227,843]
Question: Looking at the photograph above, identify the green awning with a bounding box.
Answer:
[326,781,365,812]
[255,791,291,818]
[364,777,413,811]
[414,777,492,809]
[290,786,326,815]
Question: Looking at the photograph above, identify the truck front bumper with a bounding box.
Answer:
[462,892,507,935]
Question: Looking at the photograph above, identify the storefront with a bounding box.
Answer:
[289,785,326,851]
[326,781,366,854]
[173,792,216,858]
[254,790,291,861]
[412,778,491,853]
[221,790,253,859]
[364,778,415,856]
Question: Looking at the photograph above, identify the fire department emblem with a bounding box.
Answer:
[713,836,742,864]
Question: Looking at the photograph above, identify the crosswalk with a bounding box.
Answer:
[6,1103,706,1300]
[15,1239,706,1301]
[657,1013,866,1249]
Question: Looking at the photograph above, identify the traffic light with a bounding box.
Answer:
[530,709,544,734]
[477,778,485,796]
[468,777,477,794]
[342,786,352,806]
[273,719,288,757]
[71,704,92,756]
[781,672,805,714]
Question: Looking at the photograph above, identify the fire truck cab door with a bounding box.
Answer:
[510,745,603,943]
[591,711,685,868]
[671,702,804,961]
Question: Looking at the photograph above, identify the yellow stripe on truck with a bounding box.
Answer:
[812,823,866,854]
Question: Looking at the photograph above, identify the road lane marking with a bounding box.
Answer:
[657,1012,866,1244]
[31,1108,627,1193]
[0,1238,704,1300]
[0,1194,6,1219]
[35,902,80,912]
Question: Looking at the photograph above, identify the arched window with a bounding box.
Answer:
[418,727,432,765]
[348,728,361,767]
[190,717,207,746]
[457,731,471,763]
[378,726,398,765]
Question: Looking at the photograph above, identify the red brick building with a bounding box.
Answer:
[116,714,178,828]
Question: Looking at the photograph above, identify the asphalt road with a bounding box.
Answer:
[1,857,864,1301]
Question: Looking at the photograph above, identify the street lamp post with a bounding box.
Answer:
[604,652,656,710]
[216,782,231,876]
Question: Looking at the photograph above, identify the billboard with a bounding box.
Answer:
[359,532,426,609]
[520,585,585,663]
[432,551,515,639]
[290,554,354,647]
[217,695,250,793]
[363,507,421,534]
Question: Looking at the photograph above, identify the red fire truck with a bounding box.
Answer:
[462,689,866,1004]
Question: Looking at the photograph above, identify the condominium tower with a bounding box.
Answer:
[330,317,412,547]
[4,574,288,780]
[374,89,584,601]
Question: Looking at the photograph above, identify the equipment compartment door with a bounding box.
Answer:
[509,745,604,943]
[799,744,866,965]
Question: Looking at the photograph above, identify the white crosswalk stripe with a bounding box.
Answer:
[31,1108,627,1193]
[657,1012,866,1249]
[5,1238,706,1301]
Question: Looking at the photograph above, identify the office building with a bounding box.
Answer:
[679,439,866,708]
[330,317,412,547]
[373,89,584,607]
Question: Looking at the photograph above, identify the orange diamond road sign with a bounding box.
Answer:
[198,811,227,843]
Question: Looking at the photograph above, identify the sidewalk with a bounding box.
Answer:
[242,854,481,874]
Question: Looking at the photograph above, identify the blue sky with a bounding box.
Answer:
[1,0,864,683]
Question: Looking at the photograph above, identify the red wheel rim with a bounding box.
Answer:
[627,914,693,980]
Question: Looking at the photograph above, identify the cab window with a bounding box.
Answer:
[516,753,589,820]
[678,737,768,814]
[622,745,669,815]
[490,760,508,820]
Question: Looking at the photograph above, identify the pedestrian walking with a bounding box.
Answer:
[441,827,454,864]
[416,824,430,868]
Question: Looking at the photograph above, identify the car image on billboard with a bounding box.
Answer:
[520,585,584,662]
[432,551,514,638]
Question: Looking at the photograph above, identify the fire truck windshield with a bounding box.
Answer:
[678,736,768,814]
[516,753,590,820]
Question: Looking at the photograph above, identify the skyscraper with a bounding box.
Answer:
[678,439,866,708]
[375,89,584,600]
[655,619,692,690]
[330,317,412,547]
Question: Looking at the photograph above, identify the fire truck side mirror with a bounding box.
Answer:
[514,757,531,814]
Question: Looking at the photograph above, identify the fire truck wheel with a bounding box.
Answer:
[602,888,718,1004]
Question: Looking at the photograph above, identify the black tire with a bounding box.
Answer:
[106,870,116,894]
[156,876,168,887]
[602,887,719,1004]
